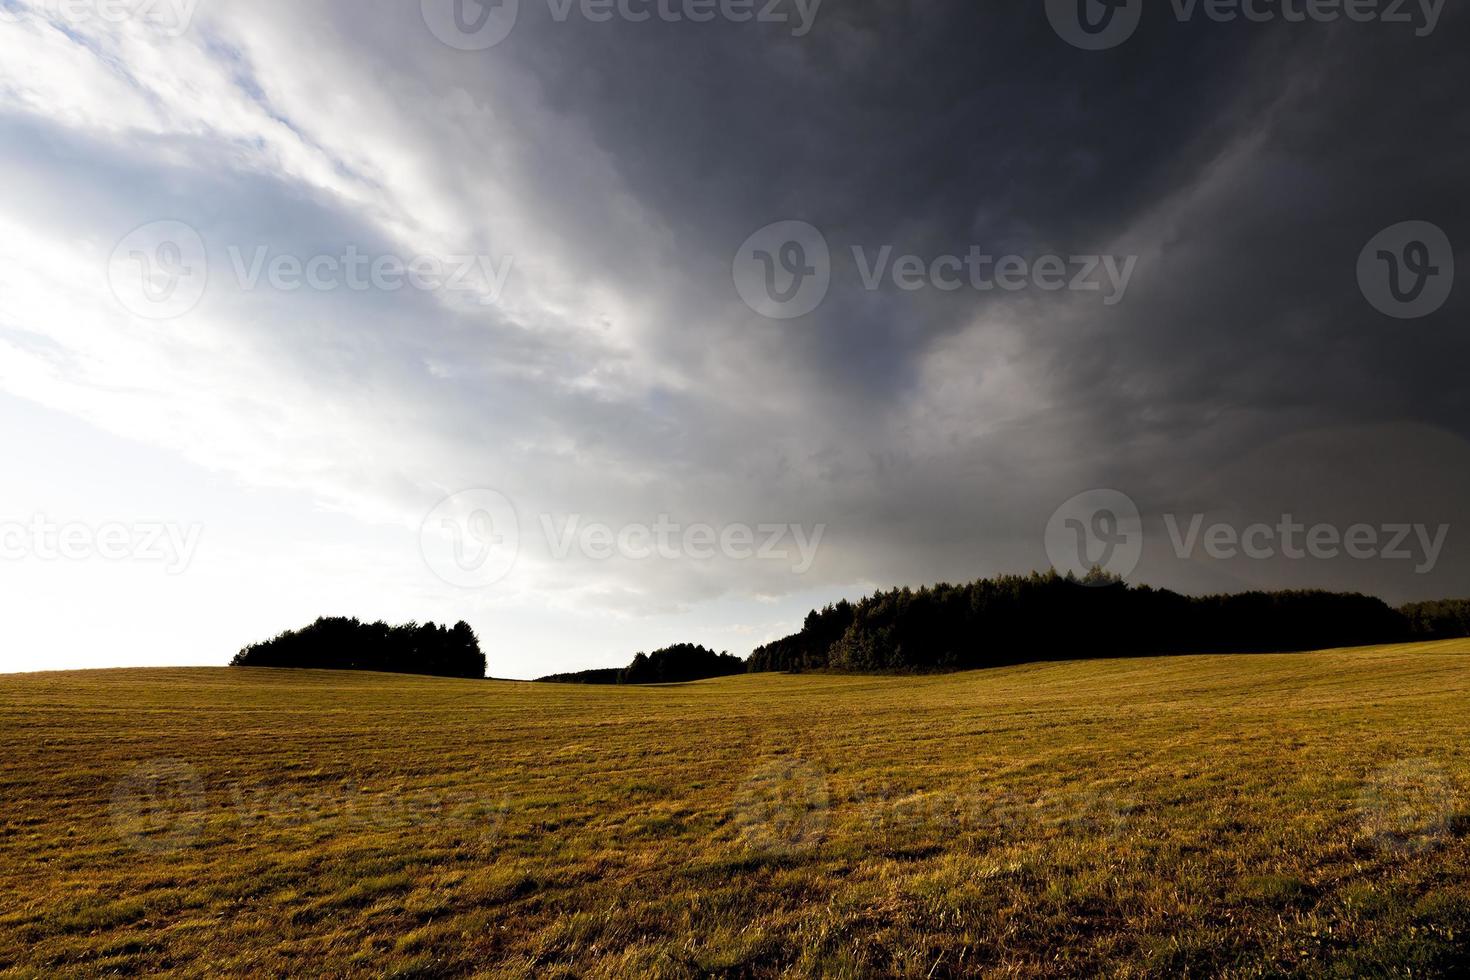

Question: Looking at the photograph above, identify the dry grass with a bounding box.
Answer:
[3,640,1470,976]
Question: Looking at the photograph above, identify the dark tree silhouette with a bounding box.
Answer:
[539,643,745,685]
[621,644,746,684]
[231,617,486,679]
[1402,598,1470,640]
[536,667,623,685]
[745,600,854,673]
[748,571,1440,674]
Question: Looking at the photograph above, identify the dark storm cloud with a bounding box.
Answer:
[4,0,1466,639]
[411,1,1470,599]
[465,4,1266,393]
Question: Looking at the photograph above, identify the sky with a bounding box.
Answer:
[0,0,1466,677]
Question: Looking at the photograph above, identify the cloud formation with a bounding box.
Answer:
[0,1,1465,674]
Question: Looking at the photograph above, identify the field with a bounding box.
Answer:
[3,641,1470,977]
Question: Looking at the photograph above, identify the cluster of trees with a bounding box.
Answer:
[746,600,856,673]
[747,572,1450,674]
[536,667,623,685]
[539,643,746,685]
[231,617,486,679]
[1402,598,1470,640]
[227,580,1470,684]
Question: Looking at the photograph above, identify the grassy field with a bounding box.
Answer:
[3,641,1470,977]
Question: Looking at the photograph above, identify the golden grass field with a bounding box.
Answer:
[3,640,1470,977]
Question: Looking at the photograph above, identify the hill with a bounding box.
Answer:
[3,641,1469,975]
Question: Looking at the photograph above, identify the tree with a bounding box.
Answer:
[539,644,745,685]
[748,572,1426,675]
[231,617,487,679]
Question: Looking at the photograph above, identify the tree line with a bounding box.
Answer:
[538,643,746,685]
[231,617,486,679]
[230,578,1470,681]
[747,572,1470,674]
[1401,598,1470,640]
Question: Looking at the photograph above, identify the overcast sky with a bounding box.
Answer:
[0,0,1466,676]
